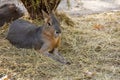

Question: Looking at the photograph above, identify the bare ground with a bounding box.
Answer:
[0,11,120,80]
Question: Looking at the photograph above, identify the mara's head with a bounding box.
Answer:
[42,10,61,37]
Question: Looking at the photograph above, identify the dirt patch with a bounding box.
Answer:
[58,0,120,16]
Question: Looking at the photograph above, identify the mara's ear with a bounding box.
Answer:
[52,10,55,14]
[42,10,49,20]
[42,10,50,23]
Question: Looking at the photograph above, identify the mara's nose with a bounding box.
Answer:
[56,29,61,34]
[56,31,61,34]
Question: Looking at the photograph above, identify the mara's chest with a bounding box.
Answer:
[42,31,61,51]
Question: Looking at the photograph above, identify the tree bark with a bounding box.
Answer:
[21,0,61,19]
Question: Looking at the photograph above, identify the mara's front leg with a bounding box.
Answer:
[38,43,66,64]
[52,48,70,64]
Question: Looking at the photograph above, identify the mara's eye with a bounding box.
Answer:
[48,22,51,26]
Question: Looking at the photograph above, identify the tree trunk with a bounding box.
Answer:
[21,0,61,19]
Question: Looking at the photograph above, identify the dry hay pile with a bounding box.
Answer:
[0,11,120,80]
